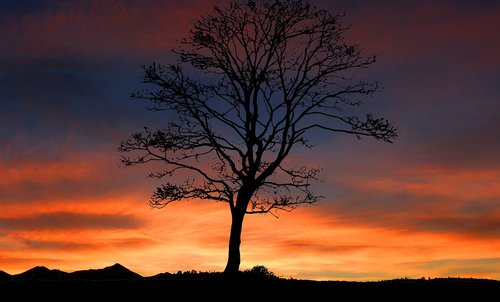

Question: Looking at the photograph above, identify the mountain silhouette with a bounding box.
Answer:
[8,263,141,280]
[69,263,142,280]
[0,270,11,280]
[13,266,68,280]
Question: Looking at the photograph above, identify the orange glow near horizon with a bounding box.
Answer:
[1,154,500,280]
[2,198,500,280]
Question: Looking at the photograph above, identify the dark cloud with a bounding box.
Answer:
[321,180,440,218]
[0,0,51,14]
[0,56,161,168]
[455,199,500,216]
[19,237,155,251]
[278,240,370,254]
[22,240,94,251]
[319,180,500,239]
[0,212,143,230]
[447,0,500,12]
[0,57,146,136]
[0,0,216,59]
[413,215,500,238]
[0,178,129,204]
[106,237,157,248]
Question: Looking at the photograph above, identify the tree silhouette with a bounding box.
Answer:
[119,0,396,274]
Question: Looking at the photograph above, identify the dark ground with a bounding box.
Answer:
[1,278,499,299]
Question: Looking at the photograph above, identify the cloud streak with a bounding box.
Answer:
[0,0,219,59]
[0,212,143,230]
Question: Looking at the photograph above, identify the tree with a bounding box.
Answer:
[119,0,397,274]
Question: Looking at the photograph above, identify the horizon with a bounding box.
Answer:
[2,262,499,281]
[1,0,500,281]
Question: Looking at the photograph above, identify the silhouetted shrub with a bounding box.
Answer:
[243,265,277,279]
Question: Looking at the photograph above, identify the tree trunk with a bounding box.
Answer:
[224,207,246,274]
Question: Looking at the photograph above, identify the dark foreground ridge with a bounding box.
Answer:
[1,264,498,298]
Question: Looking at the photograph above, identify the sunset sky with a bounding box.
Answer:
[1,0,499,281]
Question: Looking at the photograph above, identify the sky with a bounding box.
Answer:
[1,0,499,281]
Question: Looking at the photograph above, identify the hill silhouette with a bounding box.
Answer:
[13,266,68,280]
[69,263,142,280]
[10,263,141,281]
[0,270,10,280]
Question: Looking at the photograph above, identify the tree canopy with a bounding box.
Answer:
[119,0,396,273]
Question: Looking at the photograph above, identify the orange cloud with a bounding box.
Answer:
[0,161,91,185]
[1,192,499,280]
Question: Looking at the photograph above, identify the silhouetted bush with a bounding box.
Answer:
[242,265,277,279]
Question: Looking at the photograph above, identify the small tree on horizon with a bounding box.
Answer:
[119,0,397,274]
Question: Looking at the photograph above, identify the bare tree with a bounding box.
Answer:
[119,0,396,274]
